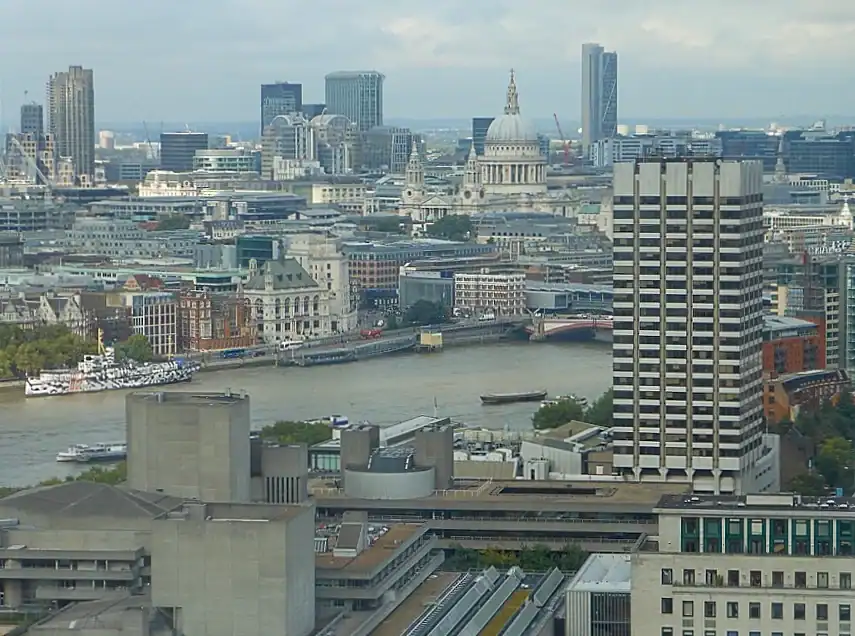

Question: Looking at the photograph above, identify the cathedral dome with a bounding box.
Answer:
[485,70,539,143]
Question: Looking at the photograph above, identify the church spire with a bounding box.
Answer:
[504,68,520,115]
[405,138,424,189]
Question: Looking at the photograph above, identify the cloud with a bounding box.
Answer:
[0,0,853,121]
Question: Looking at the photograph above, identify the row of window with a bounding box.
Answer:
[664,598,851,622]
[662,628,847,636]
[663,568,852,589]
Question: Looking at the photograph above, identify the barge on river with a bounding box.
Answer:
[480,390,548,405]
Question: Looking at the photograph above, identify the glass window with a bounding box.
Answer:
[662,598,673,614]
[705,601,716,618]
[683,569,695,585]
[662,568,673,584]
[748,602,760,619]
[840,604,851,622]
[662,629,673,636]
[818,571,829,588]
[795,571,807,588]
[772,570,784,587]
[749,570,761,587]
[843,573,852,590]
[771,603,783,619]
[727,602,739,618]
[817,604,828,621]
[794,603,806,620]
[683,601,694,617]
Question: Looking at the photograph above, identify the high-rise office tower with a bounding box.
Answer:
[581,43,618,153]
[160,132,209,171]
[612,158,766,494]
[471,117,495,156]
[20,103,44,136]
[260,82,303,135]
[325,71,384,132]
[46,65,95,180]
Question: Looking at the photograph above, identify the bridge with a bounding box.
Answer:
[526,316,613,341]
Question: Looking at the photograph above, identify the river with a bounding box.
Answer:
[0,341,612,487]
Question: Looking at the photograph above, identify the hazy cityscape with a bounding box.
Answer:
[0,4,855,635]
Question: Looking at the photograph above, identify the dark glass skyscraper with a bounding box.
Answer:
[20,103,43,136]
[581,43,618,152]
[325,71,384,132]
[160,132,209,172]
[260,82,303,135]
[471,117,495,156]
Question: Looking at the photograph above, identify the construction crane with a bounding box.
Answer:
[142,121,157,161]
[8,135,54,194]
[553,113,571,167]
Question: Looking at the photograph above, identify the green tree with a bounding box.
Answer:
[361,216,405,234]
[404,300,449,326]
[815,436,855,491]
[787,471,827,496]
[385,314,400,330]
[584,389,613,426]
[260,421,332,446]
[557,543,588,571]
[156,214,191,230]
[72,462,127,485]
[426,215,473,241]
[533,398,586,430]
[115,334,154,362]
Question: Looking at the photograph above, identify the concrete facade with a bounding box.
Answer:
[152,501,315,636]
[126,391,251,503]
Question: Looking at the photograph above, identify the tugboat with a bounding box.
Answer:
[480,390,548,405]
[26,330,201,397]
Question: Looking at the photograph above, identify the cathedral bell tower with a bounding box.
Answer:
[403,139,425,205]
[459,139,485,211]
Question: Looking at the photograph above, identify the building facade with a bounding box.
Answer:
[160,132,209,172]
[243,258,332,343]
[472,116,496,156]
[46,65,95,180]
[454,272,526,316]
[260,81,303,134]
[633,493,855,636]
[178,290,255,351]
[612,159,767,494]
[123,291,178,357]
[324,71,384,132]
[762,315,825,377]
[20,102,44,136]
[581,43,618,153]
[192,148,257,173]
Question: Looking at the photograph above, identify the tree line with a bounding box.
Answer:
[0,324,96,378]
[443,543,587,572]
[0,462,127,499]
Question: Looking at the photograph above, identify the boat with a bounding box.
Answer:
[480,390,548,405]
[540,394,588,408]
[26,330,201,398]
[305,415,349,427]
[56,442,127,463]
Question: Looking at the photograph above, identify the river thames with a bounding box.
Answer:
[0,341,612,486]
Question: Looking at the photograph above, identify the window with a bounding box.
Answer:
[749,570,761,587]
[771,570,783,587]
[705,601,717,618]
[843,572,852,590]
[727,569,740,586]
[795,571,807,588]
[662,598,674,614]
[817,603,828,621]
[727,602,739,618]
[748,602,760,619]
[683,601,695,617]
[749,632,760,636]
[818,571,829,588]
[683,569,695,585]
[771,603,783,619]
[794,603,806,620]
[662,568,673,584]
[840,604,851,622]
[726,632,737,636]
[662,629,673,636]
[705,570,718,585]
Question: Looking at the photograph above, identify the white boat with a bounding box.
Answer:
[56,442,127,463]
[26,330,201,398]
[539,394,588,409]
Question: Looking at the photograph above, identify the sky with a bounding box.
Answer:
[2,0,855,125]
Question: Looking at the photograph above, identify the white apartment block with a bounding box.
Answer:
[631,493,855,636]
[453,272,525,316]
[612,159,767,494]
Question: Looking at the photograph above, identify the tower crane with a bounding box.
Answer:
[553,113,571,167]
[8,135,54,195]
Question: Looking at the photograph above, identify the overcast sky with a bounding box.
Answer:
[2,0,854,125]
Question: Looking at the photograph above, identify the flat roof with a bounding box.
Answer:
[657,493,855,514]
[371,572,458,636]
[30,592,150,631]
[160,502,310,523]
[567,554,631,593]
[315,523,424,574]
[127,390,248,405]
[763,315,818,335]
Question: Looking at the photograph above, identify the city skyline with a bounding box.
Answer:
[1,0,854,124]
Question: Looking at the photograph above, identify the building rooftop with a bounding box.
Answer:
[27,592,155,634]
[128,390,248,406]
[763,314,819,337]
[315,523,424,575]
[244,257,319,291]
[567,554,631,594]
[656,492,855,513]
[159,501,311,522]
[0,482,181,520]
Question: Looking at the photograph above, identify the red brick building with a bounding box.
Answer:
[762,315,825,377]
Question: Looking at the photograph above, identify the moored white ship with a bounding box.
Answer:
[56,442,127,463]
[26,331,201,398]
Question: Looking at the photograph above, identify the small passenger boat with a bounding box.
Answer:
[480,390,548,405]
